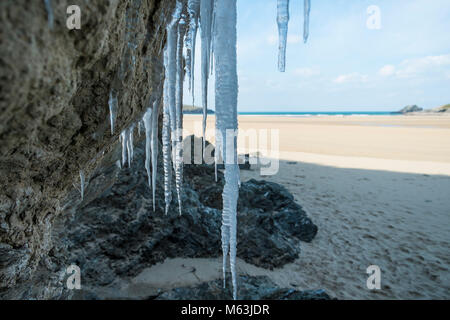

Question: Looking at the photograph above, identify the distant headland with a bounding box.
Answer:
[183,105,215,114]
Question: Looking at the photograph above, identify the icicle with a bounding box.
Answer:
[185,32,193,92]
[174,16,187,216]
[79,170,85,200]
[162,48,173,215]
[200,0,214,158]
[126,125,135,167]
[143,108,153,189]
[214,0,239,300]
[119,126,134,168]
[187,0,201,104]
[108,90,118,135]
[210,0,218,76]
[151,99,160,212]
[277,0,290,72]
[138,120,142,137]
[120,131,127,167]
[166,1,182,166]
[303,0,311,43]
[44,0,54,29]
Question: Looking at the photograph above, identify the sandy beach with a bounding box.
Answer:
[108,114,450,300]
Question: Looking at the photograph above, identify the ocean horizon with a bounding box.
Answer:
[238,111,399,116]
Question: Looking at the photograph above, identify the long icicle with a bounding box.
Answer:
[277,0,290,72]
[109,90,118,135]
[187,0,201,105]
[175,16,187,215]
[120,130,127,167]
[166,1,182,171]
[303,0,311,43]
[151,98,160,212]
[143,108,153,189]
[200,0,214,161]
[214,0,239,300]
[162,48,172,215]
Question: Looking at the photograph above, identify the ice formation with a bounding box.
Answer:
[143,108,153,189]
[277,0,290,72]
[150,99,159,211]
[187,0,201,100]
[109,0,311,299]
[162,49,173,215]
[200,0,214,156]
[214,0,239,300]
[175,17,187,215]
[79,170,85,200]
[108,90,118,135]
[44,0,54,29]
[304,0,311,43]
[120,126,135,168]
[127,125,135,167]
[142,99,160,212]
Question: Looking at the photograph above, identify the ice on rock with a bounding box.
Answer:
[120,126,135,168]
[108,90,118,135]
[127,125,135,168]
[120,131,127,167]
[79,170,85,200]
[142,98,160,212]
[214,0,239,300]
[277,0,290,72]
[44,0,54,29]
[143,108,153,189]
[304,0,311,43]
[151,99,159,212]
[200,0,214,156]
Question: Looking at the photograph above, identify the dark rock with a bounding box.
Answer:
[55,141,318,288]
[156,275,332,300]
[183,105,215,114]
[399,105,423,113]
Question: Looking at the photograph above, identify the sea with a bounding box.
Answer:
[238,111,399,116]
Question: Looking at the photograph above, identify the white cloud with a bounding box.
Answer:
[379,65,396,76]
[333,72,369,84]
[395,54,450,78]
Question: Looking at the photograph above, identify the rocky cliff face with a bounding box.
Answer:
[0,0,175,299]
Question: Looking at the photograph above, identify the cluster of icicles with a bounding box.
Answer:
[102,0,310,300]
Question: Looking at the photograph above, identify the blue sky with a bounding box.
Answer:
[184,0,450,112]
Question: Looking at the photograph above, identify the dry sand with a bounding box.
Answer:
[116,115,450,300]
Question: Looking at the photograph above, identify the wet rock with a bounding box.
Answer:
[55,141,318,289]
[156,275,332,300]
